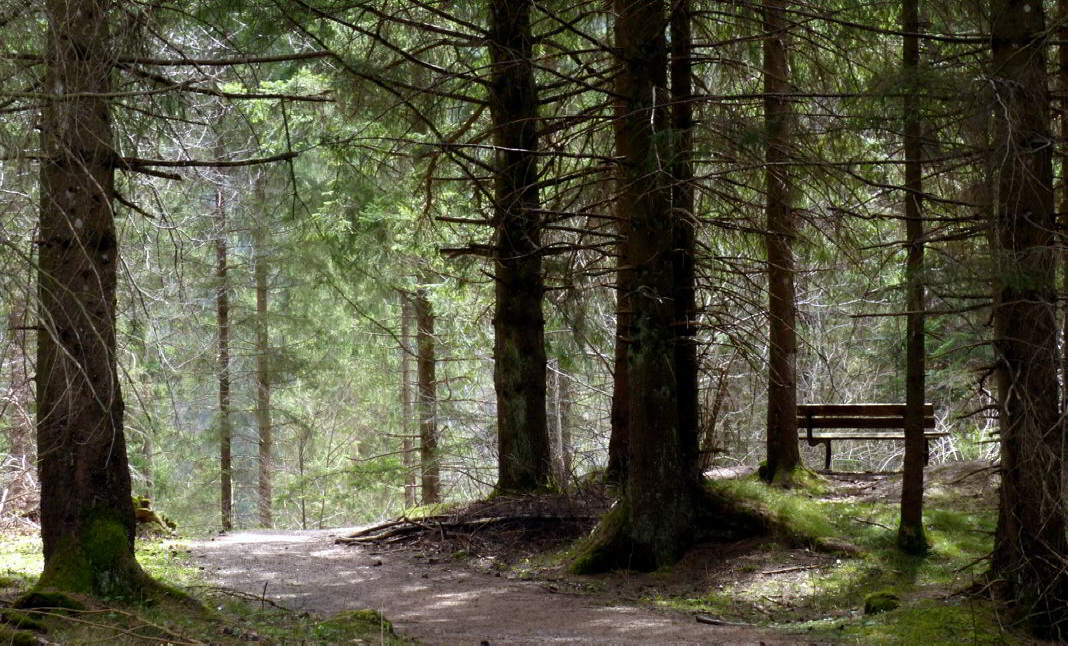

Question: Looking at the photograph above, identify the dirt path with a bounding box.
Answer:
[190,529,799,644]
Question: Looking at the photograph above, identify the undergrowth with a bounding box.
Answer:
[0,532,410,645]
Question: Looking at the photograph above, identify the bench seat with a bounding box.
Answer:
[796,403,943,470]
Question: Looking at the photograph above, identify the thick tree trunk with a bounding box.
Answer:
[400,292,417,507]
[606,225,632,484]
[1059,0,1068,415]
[671,0,700,485]
[35,0,152,595]
[254,217,272,529]
[488,0,551,493]
[897,0,928,554]
[606,34,634,487]
[761,0,801,484]
[416,288,440,504]
[578,0,700,572]
[215,159,233,532]
[989,0,1068,638]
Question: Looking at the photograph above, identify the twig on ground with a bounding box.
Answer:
[695,614,754,627]
[186,585,293,611]
[849,516,891,530]
[760,564,824,576]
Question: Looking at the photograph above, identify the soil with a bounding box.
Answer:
[191,528,803,644]
[189,461,998,645]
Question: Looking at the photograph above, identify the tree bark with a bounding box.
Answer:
[254,208,272,529]
[578,0,700,572]
[671,0,700,486]
[989,0,1068,638]
[1058,0,1068,417]
[415,288,440,504]
[606,22,635,487]
[762,0,801,485]
[35,0,152,595]
[488,0,552,493]
[215,154,233,532]
[400,292,417,507]
[897,0,928,555]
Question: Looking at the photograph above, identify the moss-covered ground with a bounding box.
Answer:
[630,468,1023,645]
[0,531,411,644]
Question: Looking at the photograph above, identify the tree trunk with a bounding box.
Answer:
[1058,0,1068,416]
[415,288,440,504]
[671,0,700,485]
[989,0,1068,638]
[488,0,551,493]
[606,223,632,485]
[400,292,417,507]
[215,156,233,532]
[606,26,635,487]
[547,360,572,486]
[4,299,34,501]
[254,211,272,529]
[761,0,801,485]
[897,0,928,555]
[35,0,152,595]
[577,0,699,572]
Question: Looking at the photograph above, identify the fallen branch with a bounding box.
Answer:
[760,564,824,576]
[695,614,754,627]
[186,585,292,611]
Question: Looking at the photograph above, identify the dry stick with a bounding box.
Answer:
[695,615,755,627]
[760,564,825,576]
[948,464,998,485]
[187,585,292,611]
[849,516,891,530]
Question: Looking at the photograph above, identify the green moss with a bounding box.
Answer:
[0,609,48,632]
[0,625,37,646]
[327,609,392,630]
[13,590,85,611]
[711,479,834,543]
[864,590,900,614]
[571,503,630,574]
[896,523,930,555]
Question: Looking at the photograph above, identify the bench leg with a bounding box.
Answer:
[824,440,832,471]
[924,438,930,466]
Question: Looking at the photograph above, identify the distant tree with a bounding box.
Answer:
[399,292,418,507]
[214,150,235,532]
[34,0,155,595]
[2,295,34,499]
[254,189,273,529]
[416,287,440,504]
[988,0,1068,637]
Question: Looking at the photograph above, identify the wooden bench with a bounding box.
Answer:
[797,403,947,470]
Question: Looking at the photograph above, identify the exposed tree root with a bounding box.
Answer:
[337,491,611,560]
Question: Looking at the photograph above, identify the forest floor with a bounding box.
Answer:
[189,460,1024,645]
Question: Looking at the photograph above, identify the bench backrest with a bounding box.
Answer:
[797,403,935,429]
